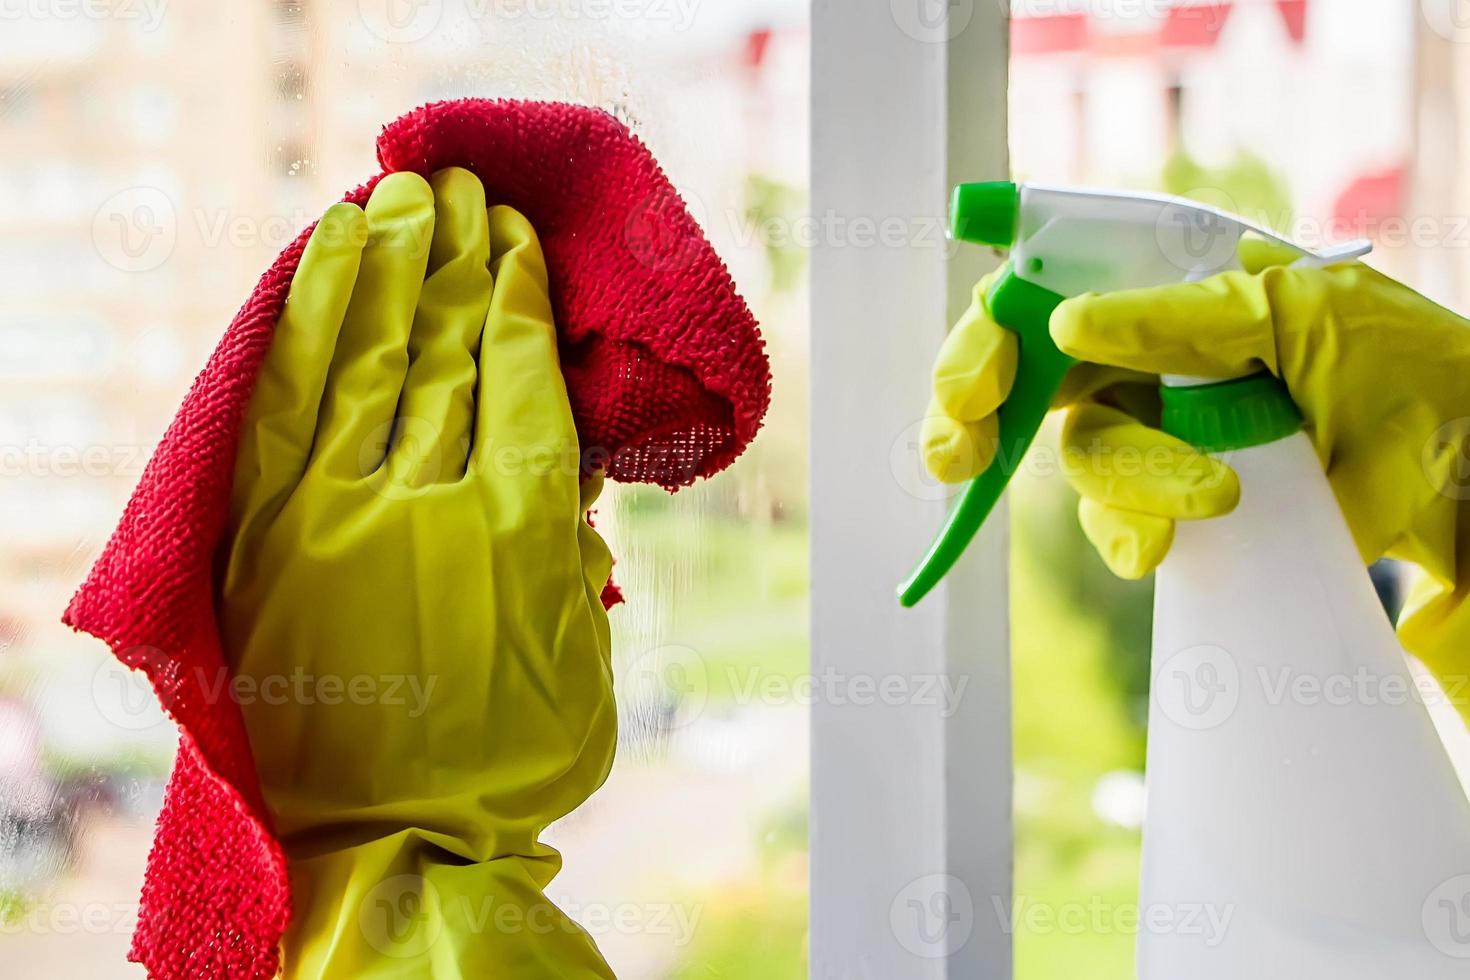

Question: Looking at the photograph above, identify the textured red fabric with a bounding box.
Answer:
[63,99,768,980]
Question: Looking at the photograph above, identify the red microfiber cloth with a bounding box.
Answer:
[63,98,770,980]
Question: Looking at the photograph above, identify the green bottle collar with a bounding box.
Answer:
[1160,373,1303,453]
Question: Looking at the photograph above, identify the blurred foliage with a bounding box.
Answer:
[1011,434,1151,979]
[1162,150,1293,234]
[1014,419,1154,727]
[43,745,173,784]
[0,890,31,927]
[609,491,807,706]
[666,799,808,979]
[743,175,808,295]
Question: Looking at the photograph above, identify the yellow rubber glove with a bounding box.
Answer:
[221,168,617,978]
[925,248,1470,726]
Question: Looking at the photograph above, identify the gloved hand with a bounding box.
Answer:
[924,247,1470,724]
[221,168,617,977]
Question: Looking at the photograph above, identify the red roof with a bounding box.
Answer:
[1012,11,1088,55]
[1011,1,1308,56]
[1276,0,1308,43]
[1161,3,1236,47]
[743,28,772,69]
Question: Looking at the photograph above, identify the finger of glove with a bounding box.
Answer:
[1050,269,1281,380]
[388,168,493,489]
[921,402,999,483]
[1077,497,1175,581]
[235,202,367,513]
[1238,236,1303,275]
[1053,362,1153,409]
[312,172,435,483]
[470,205,579,505]
[932,277,1018,422]
[1061,401,1241,519]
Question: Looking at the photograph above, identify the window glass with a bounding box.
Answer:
[0,2,809,974]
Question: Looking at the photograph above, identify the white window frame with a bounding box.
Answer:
[811,1,1012,976]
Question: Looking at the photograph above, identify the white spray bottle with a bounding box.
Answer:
[899,182,1470,976]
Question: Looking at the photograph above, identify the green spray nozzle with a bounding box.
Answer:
[949,181,1021,248]
[897,183,1074,607]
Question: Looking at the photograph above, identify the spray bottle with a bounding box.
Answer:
[901,181,1470,977]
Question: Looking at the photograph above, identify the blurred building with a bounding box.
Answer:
[0,8,295,763]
